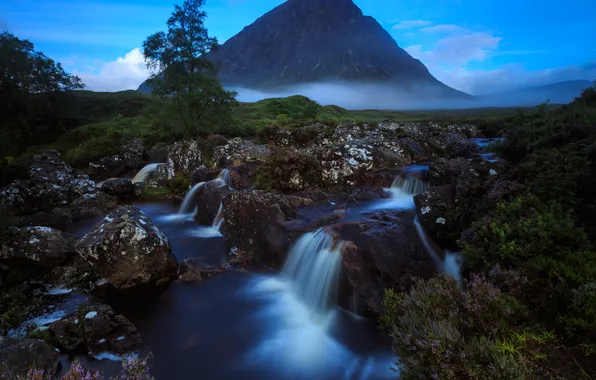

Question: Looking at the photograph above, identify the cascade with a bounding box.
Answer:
[212,202,224,231]
[391,175,428,196]
[178,182,205,214]
[282,229,343,316]
[216,168,231,187]
[132,163,164,183]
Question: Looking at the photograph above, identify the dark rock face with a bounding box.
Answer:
[0,339,60,377]
[178,259,225,283]
[195,181,229,226]
[213,138,271,166]
[222,190,313,265]
[333,211,436,314]
[191,169,222,186]
[100,178,135,200]
[88,139,146,179]
[1,150,114,227]
[0,226,76,268]
[166,140,204,176]
[49,304,145,355]
[88,155,126,179]
[147,163,170,188]
[75,206,178,290]
[120,138,145,170]
[180,0,465,99]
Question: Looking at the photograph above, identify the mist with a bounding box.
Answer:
[228,81,590,110]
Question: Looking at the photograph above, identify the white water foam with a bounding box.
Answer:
[132,163,165,183]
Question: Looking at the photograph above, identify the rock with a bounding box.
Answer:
[100,178,135,200]
[49,303,144,355]
[213,138,271,166]
[195,181,229,226]
[222,190,313,265]
[145,144,168,164]
[76,206,178,290]
[0,339,60,377]
[48,255,99,291]
[414,185,453,245]
[333,211,436,314]
[0,226,76,268]
[178,259,225,283]
[120,138,144,170]
[88,155,126,179]
[147,163,170,188]
[191,169,222,185]
[133,182,145,198]
[166,140,204,176]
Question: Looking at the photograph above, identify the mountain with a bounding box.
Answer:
[477,80,593,106]
[138,0,468,99]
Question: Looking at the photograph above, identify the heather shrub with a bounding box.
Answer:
[61,360,102,380]
[381,274,529,379]
[461,194,588,271]
[559,283,596,341]
[166,172,190,196]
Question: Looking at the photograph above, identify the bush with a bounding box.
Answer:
[560,283,596,341]
[381,274,529,379]
[254,147,323,191]
[461,195,588,271]
[166,172,190,196]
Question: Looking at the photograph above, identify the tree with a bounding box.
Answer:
[0,32,84,156]
[142,0,237,137]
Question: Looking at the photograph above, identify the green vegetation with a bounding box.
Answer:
[382,82,596,379]
[141,186,171,200]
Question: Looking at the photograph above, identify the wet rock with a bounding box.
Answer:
[334,211,436,314]
[0,226,76,268]
[166,140,204,176]
[414,185,453,244]
[308,143,375,188]
[222,190,313,265]
[76,206,178,290]
[147,163,170,188]
[178,259,225,283]
[191,169,221,185]
[120,138,144,171]
[49,303,144,355]
[48,255,99,291]
[195,181,229,226]
[426,133,479,159]
[100,178,135,200]
[133,182,144,198]
[0,339,60,377]
[88,155,126,179]
[213,138,271,166]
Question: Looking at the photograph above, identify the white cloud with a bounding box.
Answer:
[72,48,151,92]
[420,24,464,34]
[391,20,432,30]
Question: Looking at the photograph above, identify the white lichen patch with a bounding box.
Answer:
[436,217,446,225]
[489,169,498,176]
[421,206,431,215]
[85,311,98,319]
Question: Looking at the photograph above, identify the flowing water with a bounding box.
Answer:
[178,182,205,214]
[132,163,165,183]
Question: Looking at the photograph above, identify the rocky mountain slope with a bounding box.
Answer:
[138,0,468,99]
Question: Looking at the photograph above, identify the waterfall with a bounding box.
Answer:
[282,229,343,316]
[212,202,224,231]
[178,182,205,214]
[444,251,463,285]
[413,216,443,269]
[132,163,164,183]
[216,168,231,187]
[391,175,428,196]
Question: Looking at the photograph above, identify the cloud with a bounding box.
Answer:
[420,24,464,34]
[72,48,151,92]
[391,20,432,30]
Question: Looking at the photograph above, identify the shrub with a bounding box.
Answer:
[166,172,190,196]
[461,195,588,271]
[559,283,596,341]
[254,147,323,191]
[381,274,528,379]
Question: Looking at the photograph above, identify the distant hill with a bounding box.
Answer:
[138,0,468,100]
[477,80,593,106]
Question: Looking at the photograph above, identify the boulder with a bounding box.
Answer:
[88,155,126,179]
[195,180,229,226]
[120,138,144,170]
[145,144,168,164]
[100,178,135,200]
[212,138,271,166]
[178,259,226,283]
[49,303,144,355]
[0,226,76,268]
[414,185,453,245]
[0,339,60,377]
[133,182,145,197]
[191,169,222,186]
[166,140,204,176]
[147,163,170,188]
[222,191,313,265]
[76,206,178,290]
[333,211,436,314]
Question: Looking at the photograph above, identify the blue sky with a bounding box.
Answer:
[1,0,595,94]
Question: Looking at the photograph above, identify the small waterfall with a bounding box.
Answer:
[282,229,343,316]
[391,175,428,196]
[132,163,164,183]
[178,182,205,214]
[212,202,224,231]
[413,216,443,269]
[216,168,231,187]
[444,251,463,285]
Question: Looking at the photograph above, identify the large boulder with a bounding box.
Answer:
[213,138,271,166]
[0,339,60,377]
[88,155,126,179]
[49,303,145,356]
[222,191,313,265]
[147,163,170,188]
[332,211,436,314]
[75,206,178,290]
[0,226,76,268]
[166,140,204,176]
[120,138,145,170]
[178,259,225,283]
[100,178,135,200]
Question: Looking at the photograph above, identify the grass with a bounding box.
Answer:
[141,186,171,200]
